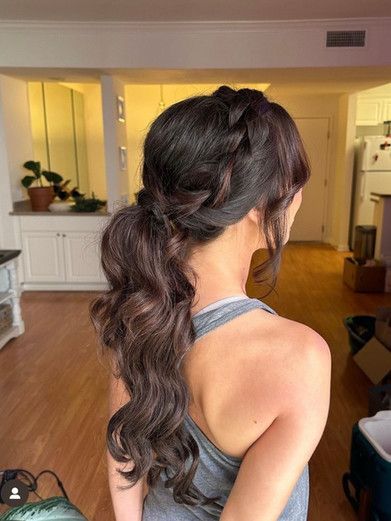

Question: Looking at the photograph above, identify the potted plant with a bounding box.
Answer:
[49,179,84,212]
[70,191,107,213]
[21,161,62,211]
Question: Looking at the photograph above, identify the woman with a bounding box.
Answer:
[90,85,331,521]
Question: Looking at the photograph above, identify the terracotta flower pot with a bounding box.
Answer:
[27,186,55,211]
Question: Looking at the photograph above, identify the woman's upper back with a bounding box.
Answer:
[142,294,313,520]
[183,294,312,461]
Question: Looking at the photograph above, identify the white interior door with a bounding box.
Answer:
[289,118,330,242]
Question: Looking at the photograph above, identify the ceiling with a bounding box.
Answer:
[1,66,391,96]
[0,0,390,22]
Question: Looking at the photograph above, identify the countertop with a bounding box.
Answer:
[0,250,21,266]
[9,199,112,216]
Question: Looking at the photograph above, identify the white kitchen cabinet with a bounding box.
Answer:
[63,231,106,283]
[356,96,391,126]
[383,100,391,123]
[22,231,66,282]
[15,215,109,290]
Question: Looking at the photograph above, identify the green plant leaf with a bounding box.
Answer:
[71,188,84,198]
[21,175,37,188]
[70,196,106,212]
[42,170,63,184]
[23,160,41,177]
[58,191,69,201]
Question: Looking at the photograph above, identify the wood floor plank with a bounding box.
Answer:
[1,242,390,520]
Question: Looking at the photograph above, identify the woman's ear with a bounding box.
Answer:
[247,206,262,226]
[246,206,267,249]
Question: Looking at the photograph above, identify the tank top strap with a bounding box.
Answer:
[192,296,278,342]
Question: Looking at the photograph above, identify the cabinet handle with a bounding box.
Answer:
[62,234,66,237]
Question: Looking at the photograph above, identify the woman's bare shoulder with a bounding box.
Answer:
[258,310,329,355]
[248,309,330,391]
[204,309,331,458]
[245,308,330,420]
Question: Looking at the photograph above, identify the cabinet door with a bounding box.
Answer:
[22,232,65,282]
[62,231,105,283]
[383,100,391,123]
[356,98,384,126]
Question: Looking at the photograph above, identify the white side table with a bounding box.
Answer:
[0,251,25,350]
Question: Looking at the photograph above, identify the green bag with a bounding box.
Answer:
[0,496,88,520]
[0,469,88,521]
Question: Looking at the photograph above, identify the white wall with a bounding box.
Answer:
[0,75,34,202]
[0,74,34,249]
[333,93,357,251]
[0,18,390,69]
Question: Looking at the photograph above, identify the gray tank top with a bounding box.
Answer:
[142,295,310,520]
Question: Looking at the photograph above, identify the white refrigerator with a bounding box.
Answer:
[349,135,391,250]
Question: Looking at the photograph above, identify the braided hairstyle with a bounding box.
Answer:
[89,85,311,507]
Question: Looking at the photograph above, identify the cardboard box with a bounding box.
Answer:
[343,257,386,292]
[353,335,391,384]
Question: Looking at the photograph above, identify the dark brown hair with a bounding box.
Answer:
[89,85,311,507]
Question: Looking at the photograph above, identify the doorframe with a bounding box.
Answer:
[322,116,332,243]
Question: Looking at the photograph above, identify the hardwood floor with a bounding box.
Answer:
[0,242,390,520]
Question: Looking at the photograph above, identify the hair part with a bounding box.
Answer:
[89,85,311,507]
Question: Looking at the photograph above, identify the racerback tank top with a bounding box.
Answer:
[142,295,310,520]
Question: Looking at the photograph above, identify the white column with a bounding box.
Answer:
[100,75,130,213]
[0,74,34,249]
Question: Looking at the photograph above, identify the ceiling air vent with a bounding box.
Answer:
[326,30,366,47]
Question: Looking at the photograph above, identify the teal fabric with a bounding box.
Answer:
[0,496,88,520]
[143,296,310,520]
